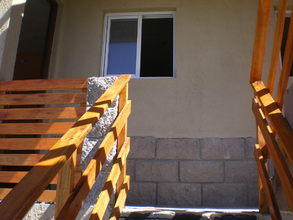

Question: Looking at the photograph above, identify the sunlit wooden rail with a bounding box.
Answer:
[250,0,293,219]
[0,75,131,219]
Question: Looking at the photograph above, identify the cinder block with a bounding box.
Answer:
[180,161,224,182]
[128,136,156,159]
[248,182,258,207]
[203,183,248,207]
[136,160,178,182]
[126,182,156,206]
[156,138,200,160]
[245,137,256,159]
[200,138,245,160]
[127,159,135,179]
[225,161,258,182]
[158,183,201,207]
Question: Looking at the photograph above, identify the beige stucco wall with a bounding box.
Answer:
[0,0,13,79]
[0,0,26,81]
[49,0,269,138]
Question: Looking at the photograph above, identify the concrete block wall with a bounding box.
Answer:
[126,137,258,208]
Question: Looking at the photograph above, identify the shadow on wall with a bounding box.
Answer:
[0,2,25,81]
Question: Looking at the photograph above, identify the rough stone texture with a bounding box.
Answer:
[200,138,245,160]
[156,138,200,160]
[225,161,258,182]
[245,137,256,159]
[203,183,248,207]
[82,77,118,206]
[248,182,258,207]
[180,161,224,182]
[136,160,178,182]
[23,203,54,220]
[128,136,156,159]
[284,84,293,129]
[157,183,201,207]
[126,182,156,206]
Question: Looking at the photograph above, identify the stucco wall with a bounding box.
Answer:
[0,0,13,76]
[49,0,273,138]
[0,0,26,81]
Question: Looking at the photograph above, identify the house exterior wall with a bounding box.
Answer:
[49,0,266,139]
[0,0,26,81]
[0,0,13,79]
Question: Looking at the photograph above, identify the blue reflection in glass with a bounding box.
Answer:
[107,19,138,75]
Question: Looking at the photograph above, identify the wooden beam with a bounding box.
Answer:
[90,138,130,220]
[0,78,87,92]
[0,138,59,150]
[0,75,131,220]
[0,171,57,184]
[0,189,56,202]
[0,122,74,135]
[276,10,293,107]
[56,101,131,220]
[254,145,281,220]
[250,0,272,83]
[252,100,293,211]
[252,81,293,165]
[0,92,86,106]
[55,150,77,216]
[0,107,84,120]
[0,154,44,166]
[267,0,288,93]
[109,176,130,220]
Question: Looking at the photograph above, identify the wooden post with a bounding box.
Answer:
[250,0,272,83]
[276,9,293,107]
[55,150,77,216]
[256,126,270,213]
[116,83,129,202]
[267,0,287,93]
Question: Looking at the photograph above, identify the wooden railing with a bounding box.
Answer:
[250,0,293,219]
[0,75,131,219]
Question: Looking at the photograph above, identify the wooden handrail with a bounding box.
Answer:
[0,75,131,219]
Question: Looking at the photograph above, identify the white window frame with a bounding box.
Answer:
[101,11,176,78]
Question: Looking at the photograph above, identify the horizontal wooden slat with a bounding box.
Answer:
[0,92,86,106]
[0,122,74,135]
[252,100,293,211]
[0,171,58,184]
[0,154,44,166]
[109,176,130,220]
[90,138,130,220]
[0,107,84,120]
[252,81,293,165]
[0,75,131,220]
[254,145,281,219]
[0,138,59,150]
[0,189,55,202]
[0,78,87,92]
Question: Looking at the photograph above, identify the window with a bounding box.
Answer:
[281,12,292,76]
[102,12,175,78]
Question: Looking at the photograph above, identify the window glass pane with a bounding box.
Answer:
[140,18,173,77]
[107,19,138,75]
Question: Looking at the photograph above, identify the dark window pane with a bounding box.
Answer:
[281,17,293,76]
[107,19,138,75]
[140,18,173,77]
